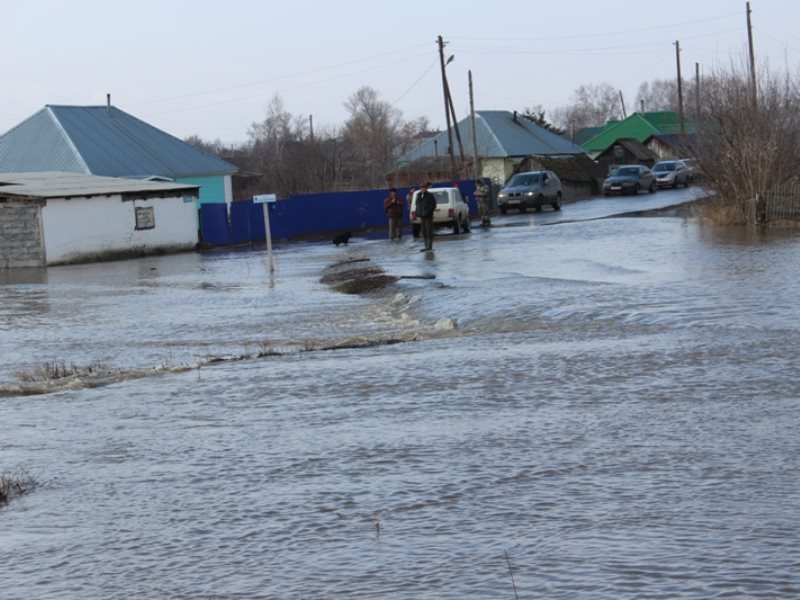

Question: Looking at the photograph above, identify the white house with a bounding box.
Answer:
[0,103,238,211]
[0,172,199,268]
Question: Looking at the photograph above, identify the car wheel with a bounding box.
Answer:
[412,224,421,238]
[552,192,562,211]
[500,206,507,215]
[453,220,461,234]
[649,181,656,193]
[633,184,640,195]
[535,195,543,212]
[519,206,527,213]
[462,217,471,233]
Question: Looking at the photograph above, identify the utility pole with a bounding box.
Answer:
[618,90,627,119]
[438,35,456,179]
[695,62,701,120]
[469,70,480,183]
[309,115,314,142]
[746,1,757,103]
[675,40,685,134]
[445,78,466,169]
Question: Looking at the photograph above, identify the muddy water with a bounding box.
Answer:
[1,215,800,598]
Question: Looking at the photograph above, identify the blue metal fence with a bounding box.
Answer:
[200,181,480,246]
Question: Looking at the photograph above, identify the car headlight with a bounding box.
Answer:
[498,192,506,199]
[525,191,534,196]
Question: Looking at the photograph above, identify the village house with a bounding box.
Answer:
[391,110,591,198]
[581,111,696,158]
[0,101,238,212]
[0,172,199,268]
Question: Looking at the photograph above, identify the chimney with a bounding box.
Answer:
[106,93,111,115]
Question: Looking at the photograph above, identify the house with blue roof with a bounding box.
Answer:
[392,110,588,186]
[0,103,238,208]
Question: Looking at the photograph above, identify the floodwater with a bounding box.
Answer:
[2,201,800,598]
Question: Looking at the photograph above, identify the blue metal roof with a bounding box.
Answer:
[0,105,237,178]
[396,110,586,165]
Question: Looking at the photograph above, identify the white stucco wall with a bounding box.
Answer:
[41,194,198,265]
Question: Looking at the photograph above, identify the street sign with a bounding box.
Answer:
[253,194,277,274]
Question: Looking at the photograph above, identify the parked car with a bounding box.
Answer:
[603,165,656,196]
[497,170,562,214]
[680,158,700,182]
[409,186,471,237]
[652,160,690,188]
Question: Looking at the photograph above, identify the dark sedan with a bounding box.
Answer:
[603,165,656,196]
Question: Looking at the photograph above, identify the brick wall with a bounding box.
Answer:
[0,202,44,268]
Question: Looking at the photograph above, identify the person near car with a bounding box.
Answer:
[384,187,404,240]
[474,179,491,226]
[417,182,437,252]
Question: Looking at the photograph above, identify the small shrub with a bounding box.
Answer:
[0,468,37,505]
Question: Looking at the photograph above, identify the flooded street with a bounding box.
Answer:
[2,196,800,598]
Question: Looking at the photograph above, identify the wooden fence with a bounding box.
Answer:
[750,182,800,223]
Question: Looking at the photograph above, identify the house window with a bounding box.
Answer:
[135,206,155,230]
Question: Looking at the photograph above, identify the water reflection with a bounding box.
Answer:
[1,215,799,598]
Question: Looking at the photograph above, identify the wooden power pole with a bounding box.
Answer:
[675,40,685,134]
[746,1,757,103]
[438,35,457,179]
[469,70,479,182]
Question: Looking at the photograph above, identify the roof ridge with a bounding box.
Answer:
[46,107,91,173]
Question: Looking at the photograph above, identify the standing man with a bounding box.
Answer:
[384,188,404,240]
[475,178,491,227]
[417,182,437,252]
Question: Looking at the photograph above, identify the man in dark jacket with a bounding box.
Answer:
[416,182,437,252]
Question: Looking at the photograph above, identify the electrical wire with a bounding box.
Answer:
[450,11,742,43]
[391,59,438,107]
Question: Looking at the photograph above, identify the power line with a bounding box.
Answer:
[456,27,746,58]
[126,43,432,109]
[391,59,438,107]
[140,51,433,119]
[451,11,741,43]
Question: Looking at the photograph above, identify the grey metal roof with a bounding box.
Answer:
[0,105,238,178]
[396,110,586,165]
[0,172,199,200]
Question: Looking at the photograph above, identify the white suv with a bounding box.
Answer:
[409,187,471,237]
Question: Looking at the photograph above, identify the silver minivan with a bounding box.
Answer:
[497,170,562,214]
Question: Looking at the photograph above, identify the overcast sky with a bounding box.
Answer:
[3,0,799,145]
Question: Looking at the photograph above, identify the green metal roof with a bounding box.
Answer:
[582,112,695,153]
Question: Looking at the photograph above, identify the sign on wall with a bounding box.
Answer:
[135,206,155,230]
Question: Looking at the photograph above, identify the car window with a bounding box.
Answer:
[654,162,675,171]
[509,173,541,186]
[613,167,638,176]
[433,191,449,204]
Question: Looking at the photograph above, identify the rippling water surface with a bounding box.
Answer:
[1,214,799,598]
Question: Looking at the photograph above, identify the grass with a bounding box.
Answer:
[13,361,108,383]
[0,468,37,505]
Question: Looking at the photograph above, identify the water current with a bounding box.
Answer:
[1,212,799,598]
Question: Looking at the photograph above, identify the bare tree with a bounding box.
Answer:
[340,86,403,188]
[635,78,701,115]
[183,134,227,156]
[692,60,800,223]
[551,83,623,132]
[521,105,565,135]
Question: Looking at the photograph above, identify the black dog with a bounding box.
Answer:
[332,232,352,247]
